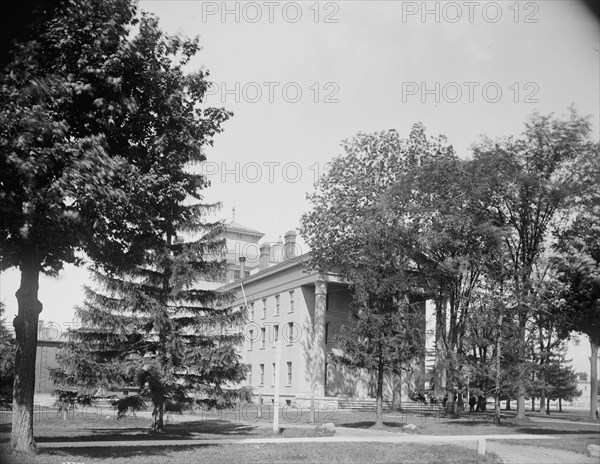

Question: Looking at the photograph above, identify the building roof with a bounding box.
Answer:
[225,220,265,238]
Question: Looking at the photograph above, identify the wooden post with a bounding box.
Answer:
[477,438,486,455]
[258,393,262,419]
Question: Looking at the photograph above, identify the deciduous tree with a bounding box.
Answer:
[470,108,593,419]
[0,0,231,450]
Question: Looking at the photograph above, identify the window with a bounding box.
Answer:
[249,302,254,321]
[272,363,276,385]
[325,323,329,344]
[289,290,295,312]
[275,294,280,315]
[287,322,294,344]
[324,362,328,386]
[260,364,264,385]
[287,362,292,385]
[262,299,267,319]
[274,324,279,343]
[261,327,266,348]
[249,330,254,350]
[248,366,252,385]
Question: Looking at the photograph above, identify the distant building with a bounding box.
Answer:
[568,369,600,409]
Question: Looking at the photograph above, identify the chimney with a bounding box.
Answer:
[239,257,246,280]
[284,230,297,260]
[259,243,271,270]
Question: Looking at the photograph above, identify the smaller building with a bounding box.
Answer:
[567,371,600,409]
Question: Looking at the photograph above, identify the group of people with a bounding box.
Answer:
[410,388,488,413]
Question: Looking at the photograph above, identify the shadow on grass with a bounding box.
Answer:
[35,444,218,459]
[35,420,258,443]
[337,421,405,429]
[515,427,600,435]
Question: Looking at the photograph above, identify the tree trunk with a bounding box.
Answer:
[434,297,447,400]
[558,398,562,413]
[505,399,511,410]
[516,314,527,420]
[531,397,535,412]
[446,389,455,415]
[589,339,598,420]
[540,390,545,415]
[457,389,464,415]
[478,396,487,413]
[11,249,42,453]
[152,400,165,432]
[494,313,503,424]
[516,387,526,419]
[375,355,384,429]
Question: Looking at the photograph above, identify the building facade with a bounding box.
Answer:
[217,222,431,408]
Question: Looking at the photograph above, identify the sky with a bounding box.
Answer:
[1,0,599,371]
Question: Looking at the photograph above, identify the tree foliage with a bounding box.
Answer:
[0,302,16,402]
[0,0,232,450]
[301,109,596,424]
[469,108,593,419]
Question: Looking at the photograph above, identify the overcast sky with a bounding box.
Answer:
[1,0,599,370]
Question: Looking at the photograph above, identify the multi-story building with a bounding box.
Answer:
[217,221,432,409]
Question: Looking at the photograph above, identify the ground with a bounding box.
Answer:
[1,397,598,464]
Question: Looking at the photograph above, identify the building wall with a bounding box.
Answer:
[34,341,63,393]
[222,255,429,407]
[240,264,316,403]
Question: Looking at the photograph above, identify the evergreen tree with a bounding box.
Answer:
[333,299,423,429]
[545,358,581,411]
[54,225,248,432]
[0,302,16,403]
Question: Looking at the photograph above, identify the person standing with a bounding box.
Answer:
[469,395,477,413]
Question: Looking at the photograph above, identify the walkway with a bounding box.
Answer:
[27,425,600,464]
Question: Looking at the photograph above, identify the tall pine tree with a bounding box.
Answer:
[55,223,248,432]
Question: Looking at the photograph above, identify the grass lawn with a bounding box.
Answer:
[2,442,500,464]
[1,405,598,462]
[494,435,600,456]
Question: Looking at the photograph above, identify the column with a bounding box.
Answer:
[313,277,327,398]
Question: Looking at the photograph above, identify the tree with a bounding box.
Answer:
[330,202,424,428]
[551,142,600,419]
[301,125,444,274]
[470,108,593,420]
[53,232,248,432]
[301,125,443,427]
[0,302,16,404]
[544,357,581,412]
[333,300,423,428]
[392,153,504,415]
[0,0,231,451]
